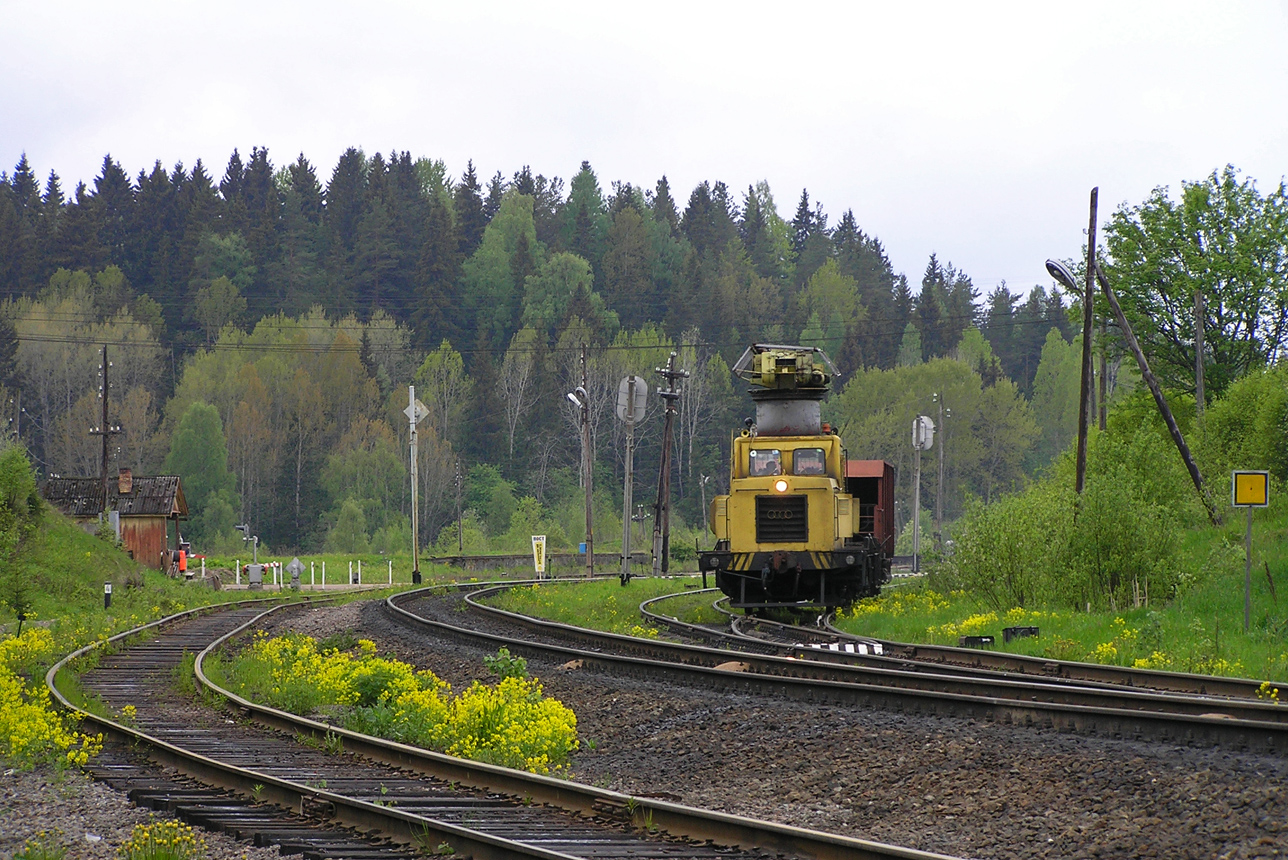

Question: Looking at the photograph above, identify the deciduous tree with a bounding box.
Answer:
[1104,165,1288,399]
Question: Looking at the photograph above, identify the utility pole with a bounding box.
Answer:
[1195,289,1206,423]
[1098,316,1108,431]
[652,352,687,576]
[932,393,949,543]
[455,458,463,554]
[1094,263,1221,526]
[1076,188,1098,495]
[580,346,593,578]
[89,345,123,514]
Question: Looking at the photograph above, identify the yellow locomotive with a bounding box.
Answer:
[700,344,893,609]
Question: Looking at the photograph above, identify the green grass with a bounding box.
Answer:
[834,498,1288,683]
[639,588,729,626]
[483,577,711,636]
[480,504,1288,684]
[2,513,259,642]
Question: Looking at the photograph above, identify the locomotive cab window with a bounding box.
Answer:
[749,449,782,476]
[793,448,826,476]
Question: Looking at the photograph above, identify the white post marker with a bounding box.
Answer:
[236,560,240,586]
[349,561,353,584]
[1232,470,1270,633]
[358,560,362,584]
[388,559,392,585]
[532,535,547,580]
[322,561,326,588]
[311,561,315,588]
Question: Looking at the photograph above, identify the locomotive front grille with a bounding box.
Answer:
[756,495,809,543]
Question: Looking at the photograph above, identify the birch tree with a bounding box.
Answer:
[498,327,539,459]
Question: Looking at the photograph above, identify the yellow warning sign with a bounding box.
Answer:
[1232,471,1270,507]
[531,535,547,577]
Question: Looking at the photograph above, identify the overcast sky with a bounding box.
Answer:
[3,1,1286,299]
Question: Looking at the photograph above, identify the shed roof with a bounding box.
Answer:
[41,476,188,519]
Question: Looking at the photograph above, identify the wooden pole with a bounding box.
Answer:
[582,345,593,579]
[1098,316,1108,431]
[1094,263,1221,526]
[1195,290,1206,422]
[1076,189,1098,495]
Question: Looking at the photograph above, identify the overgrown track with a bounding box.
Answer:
[50,598,954,860]
[393,585,1288,754]
[647,587,1287,702]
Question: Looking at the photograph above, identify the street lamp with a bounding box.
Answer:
[1045,259,1078,292]
[698,474,711,531]
[570,348,593,579]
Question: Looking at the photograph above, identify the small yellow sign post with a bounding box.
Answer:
[531,535,547,580]
[1232,471,1270,633]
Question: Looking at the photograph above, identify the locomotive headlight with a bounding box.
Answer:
[774,479,788,493]
[845,555,855,565]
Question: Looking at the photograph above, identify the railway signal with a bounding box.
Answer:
[406,386,430,584]
[617,375,647,584]
[911,415,934,574]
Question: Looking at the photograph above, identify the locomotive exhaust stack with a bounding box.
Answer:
[702,344,893,611]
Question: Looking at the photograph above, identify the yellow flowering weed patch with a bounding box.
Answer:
[0,629,102,770]
[212,633,578,774]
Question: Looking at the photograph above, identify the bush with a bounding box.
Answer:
[938,420,1196,611]
[0,442,41,563]
[1200,363,1288,482]
[0,629,103,770]
[211,633,578,774]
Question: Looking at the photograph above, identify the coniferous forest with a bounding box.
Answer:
[0,147,1098,556]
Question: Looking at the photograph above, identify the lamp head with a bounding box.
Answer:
[1045,259,1080,292]
[566,391,583,408]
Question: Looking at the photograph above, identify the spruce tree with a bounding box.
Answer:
[218,148,248,235]
[454,160,487,257]
[410,195,464,350]
[241,147,281,312]
[56,182,107,276]
[484,171,506,221]
[93,154,134,270]
[650,175,680,237]
[325,147,369,255]
[981,285,1020,380]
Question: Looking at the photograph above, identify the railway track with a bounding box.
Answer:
[645,586,1281,703]
[393,584,1288,753]
[49,596,955,860]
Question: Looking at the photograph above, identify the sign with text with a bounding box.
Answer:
[1232,471,1270,507]
[531,535,547,577]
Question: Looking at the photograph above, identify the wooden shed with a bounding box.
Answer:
[41,470,189,571]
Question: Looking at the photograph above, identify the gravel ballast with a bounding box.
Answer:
[11,599,1287,860]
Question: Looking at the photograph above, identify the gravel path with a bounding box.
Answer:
[10,599,1288,860]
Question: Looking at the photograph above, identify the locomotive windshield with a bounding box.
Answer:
[793,448,826,476]
[749,449,782,476]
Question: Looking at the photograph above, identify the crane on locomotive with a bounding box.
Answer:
[700,344,893,611]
